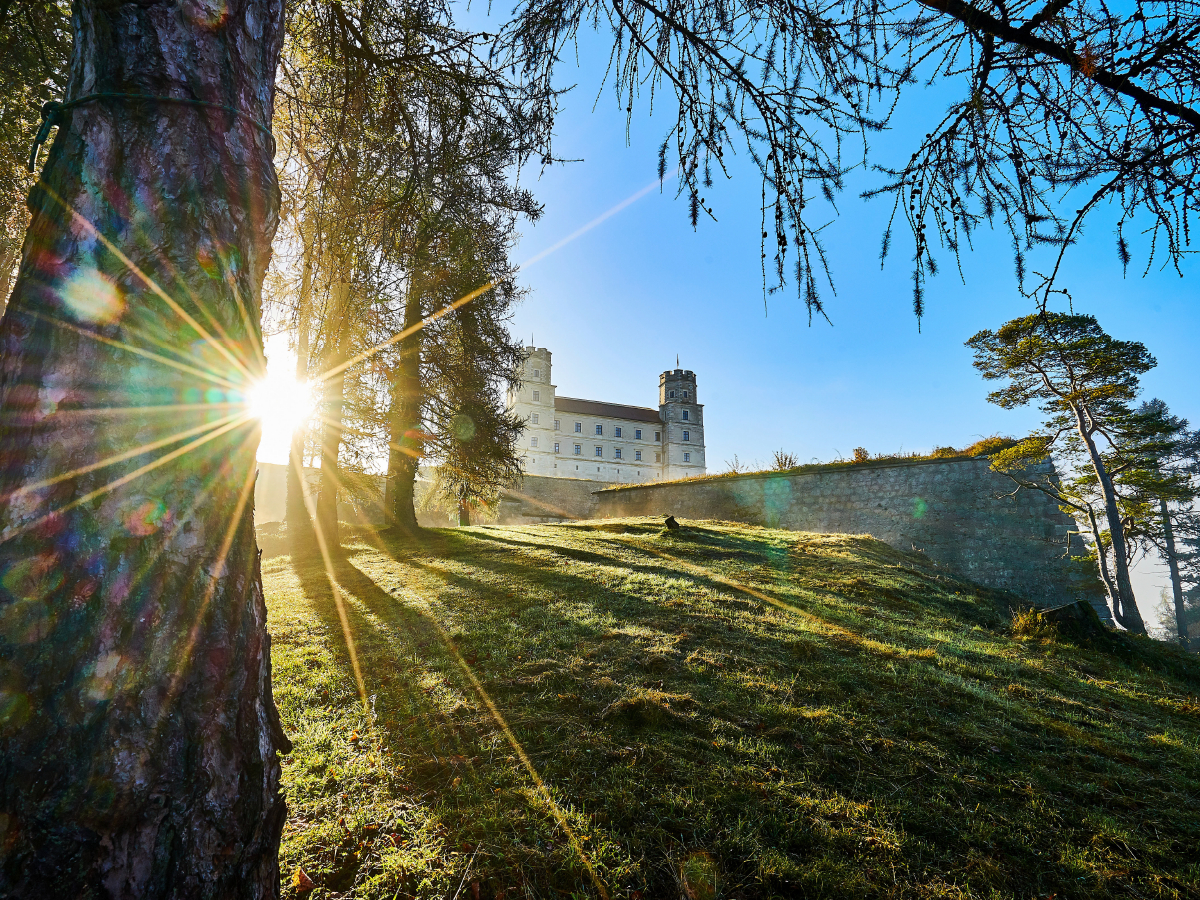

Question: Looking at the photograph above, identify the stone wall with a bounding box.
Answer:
[592,457,1105,613]
[496,474,605,524]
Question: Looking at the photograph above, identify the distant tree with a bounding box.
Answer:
[968,313,1197,635]
[853,447,871,463]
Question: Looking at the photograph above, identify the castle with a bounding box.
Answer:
[507,348,707,484]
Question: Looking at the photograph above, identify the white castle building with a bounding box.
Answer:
[507,347,706,484]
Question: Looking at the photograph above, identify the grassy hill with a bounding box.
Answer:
[261,519,1200,899]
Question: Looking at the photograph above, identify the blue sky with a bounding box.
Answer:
[503,33,1197,475]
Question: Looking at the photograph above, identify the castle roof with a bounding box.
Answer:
[554,396,663,424]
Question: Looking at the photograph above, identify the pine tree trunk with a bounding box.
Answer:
[285,227,315,535]
[1074,405,1146,634]
[385,286,423,532]
[1161,499,1188,644]
[0,1,289,896]
[316,282,349,544]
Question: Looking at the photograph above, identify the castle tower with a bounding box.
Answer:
[510,347,557,474]
[659,368,706,480]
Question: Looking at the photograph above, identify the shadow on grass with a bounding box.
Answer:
[266,521,1200,900]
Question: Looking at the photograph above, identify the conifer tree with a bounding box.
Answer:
[968,313,1197,634]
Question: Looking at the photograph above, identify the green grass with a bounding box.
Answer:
[261,519,1200,899]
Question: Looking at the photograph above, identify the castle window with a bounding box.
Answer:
[531,413,539,424]
[574,444,582,455]
[532,390,540,402]
[655,452,661,462]
[684,452,691,462]
[615,448,623,459]
[615,426,622,437]
[531,437,538,448]
[595,424,603,435]
[669,390,676,398]
[683,390,689,398]
[654,431,661,441]
[554,419,560,430]
[575,422,582,433]
[682,409,689,421]
[683,430,690,441]
[533,368,540,379]
[554,442,560,454]
[595,446,603,457]
[635,450,642,461]
[635,429,642,440]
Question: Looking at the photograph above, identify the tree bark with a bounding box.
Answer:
[0,1,289,897]
[1074,403,1146,633]
[315,281,349,544]
[1161,498,1188,645]
[384,284,424,532]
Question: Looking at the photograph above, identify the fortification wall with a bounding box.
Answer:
[496,474,604,523]
[590,457,1103,613]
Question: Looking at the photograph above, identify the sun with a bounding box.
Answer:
[249,359,315,465]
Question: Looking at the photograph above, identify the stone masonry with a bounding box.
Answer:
[499,456,1106,615]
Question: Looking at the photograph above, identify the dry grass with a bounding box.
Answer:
[262,518,1200,899]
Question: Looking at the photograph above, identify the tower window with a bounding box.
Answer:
[554,419,560,430]
[669,390,676,398]
[635,429,642,440]
[654,431,661,442]
[574,444,582,455]
[595,424,603,435]
[595,446,603,457]
[533,368,540,379]
[575,422,582,433]
[684,452,691,462]
[531,413,539,424]
[532,390,540,402]
[531,437,538,448]
[635,450,642,461]
[683,390,689,398]
[615,448,623,459]
[655,452,661,463]
[682,409,689,421]
[683,430,690,441]
[615,426,622,437]
[554,442,560,454]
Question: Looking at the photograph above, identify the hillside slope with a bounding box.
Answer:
[261,519,1200,899]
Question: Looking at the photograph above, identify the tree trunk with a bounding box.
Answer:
[0,1,289,897]
[458,499,471,526]
[285,223,315,535]
[1074,405,1146,634]
[1161,499,1188,645]
[315,281,349,544]
[385,285,424,532]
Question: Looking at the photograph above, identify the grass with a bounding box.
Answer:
[261,518,1200,899]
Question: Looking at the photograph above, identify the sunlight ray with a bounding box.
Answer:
[0,401,243,421]
[515,168,677,272]
[290,452,372,717]
[0,410,245,502]
[165,453,262,713]
[29,308,246,392]
[0,412,255,545]
[313,281,494,384]
[394,563,612,900]
[37,183,256,381]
